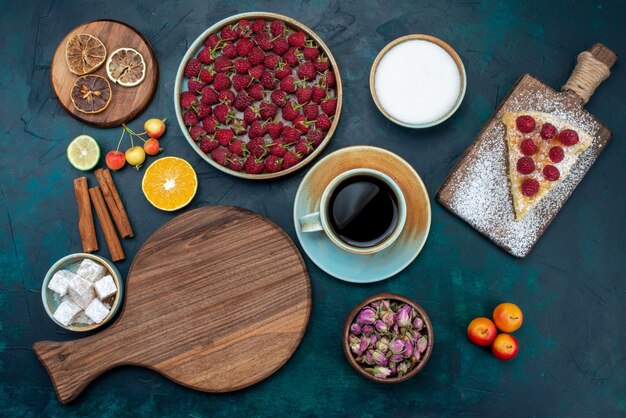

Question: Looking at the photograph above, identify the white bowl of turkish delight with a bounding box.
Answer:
[41,253,123,331]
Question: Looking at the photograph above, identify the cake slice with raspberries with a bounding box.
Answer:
[502,111,593,221]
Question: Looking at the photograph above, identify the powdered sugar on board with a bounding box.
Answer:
[437,75,610,257]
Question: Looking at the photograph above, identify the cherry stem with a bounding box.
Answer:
[115,128,125,152]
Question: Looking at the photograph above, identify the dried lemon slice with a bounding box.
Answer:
[65,34,107,75]
[106,48,146,87]
[70,74,112,114]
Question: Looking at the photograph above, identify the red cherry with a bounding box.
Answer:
[521,179,540,196]
[543,165,560,181]
[516,157,535,175]
[105,150,126,171]
[549,146,564,163]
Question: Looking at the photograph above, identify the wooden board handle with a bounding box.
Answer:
[562,43,617,104]
[33,334,124,403]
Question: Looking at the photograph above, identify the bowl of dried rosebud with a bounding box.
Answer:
[343,293,434,382]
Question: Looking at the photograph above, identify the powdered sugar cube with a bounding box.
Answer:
[68,275,96,309]
[53,300,82,326]
[85,299,110,324]
[94,275,117,300]
[48,270,77,296]
[75,258,106,283]
[75,312,95,325]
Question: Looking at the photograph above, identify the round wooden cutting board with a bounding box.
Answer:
[50,20,158,127]
[33,206,312,403]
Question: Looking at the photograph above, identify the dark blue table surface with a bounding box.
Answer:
[1,1,625,416]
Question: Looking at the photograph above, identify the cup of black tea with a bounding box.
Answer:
[299,168,407,254]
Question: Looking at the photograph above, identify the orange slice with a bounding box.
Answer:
[65,34,107,75]
[70,75,112,114]
[142,157,198,211]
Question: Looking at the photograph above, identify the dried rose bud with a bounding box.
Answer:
[350,323,362,335]
[376,339,389,353]
[364,350,375,365]
[390,338,405,354]
[417,336,428,353]
[413,316,424,331]
[412,351,421,363]
[368,334,378,347]
[372,350,388,367]
[403,337,414,358]
[362,324,374,335]
[382,310,395,326]
[349,334,363,356]
[357,307,376,325]
[374,320,388,333]
[390,353,405,362]
[369,366,391,379]
[359,336,369,354]
[397,359,411,376]
[388,362,397,375]
[395,304,413,328]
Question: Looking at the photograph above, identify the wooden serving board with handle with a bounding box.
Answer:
[51,20,158,127]
[437,44,616,257]
[33,206,311,403]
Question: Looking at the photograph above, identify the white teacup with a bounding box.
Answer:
[298,168,407,254]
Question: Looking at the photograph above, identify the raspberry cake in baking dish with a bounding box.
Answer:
[503,111,593,221]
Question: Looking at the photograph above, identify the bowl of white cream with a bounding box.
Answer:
[370,35,466,128]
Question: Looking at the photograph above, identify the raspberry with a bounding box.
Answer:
[220,25,238,41]
[236,38,254,57]
[270,20,285,37]
[199,67,215,84]
[540,123,557,140]
[180,91,198,109]
[221,43,238,59]
[228,139,247,156]
[233,91,254,111]
[215,128,235,146]
[275,62,292,79]
[236,20,252,38]
[312,86,326,103]
[293,115,311,134]
[248,120,266,138]
[197,47,213,64]
[183,111,198,126]
[516,157,535,175]
[265,155,283,173]
[218,89,235,105]
[543,165,560,181]
[295,139,313,156]
[259,101,278,120]
[307,129,325,146]
[320,98,337,116]
[211,148,231,167]
[251,19,266,34]
[214,104,232,124]
[247,83,264,101]
[297,62,316,80]
[196,103,212,119]
[249,65,265,80]
[184,58,201,78]
[321,70,336,88]
[187,79,205,95]
[313,55,330,72]
[243,106,260,124]
[272,38,289,56]
[282,126,301,143]
[520,139,537,156]
[284,48,301,67]
[288,32,307,48]
[214,56,233,73]
[189,125,205,141]
[201,87,219,105]
[232,74,252,91]
[264,54,279,69]
[295,87,312,104]
[254,32,273,51]
[213,73,231,91]
[244,155,266,174]
[303,103,318,120]
[282,102,302,121]
[521,179,540,196]
[199,136,218,153]
[234,59,251,74]
[303,46,319,61]
[266,121,283,139]
[260,71,277,90]
[247,138,267,158]
[315,114,332,131]
[558,129,579,146]
[271,90,287,107]
[549,146,564,163]
[231,118,247,136]
[269,139,287,156]
[282,151,302,169]
[280,75,296,93]
[202,116,218,134]
[248,47,265,66]
[228,157,244,172]
[515,115,536,133]
[204,33,220,48]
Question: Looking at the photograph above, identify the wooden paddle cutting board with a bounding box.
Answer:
[51,20,158,127]
[33,206,311,403]
[437,44,616,257]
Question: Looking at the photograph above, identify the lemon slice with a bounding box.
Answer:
[142,157,198,211]
[67,135,100,171]
[106,48,146,87]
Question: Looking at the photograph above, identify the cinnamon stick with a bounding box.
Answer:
[73,177,98,253]
[94,168,134,238]
[89,186,125,262]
